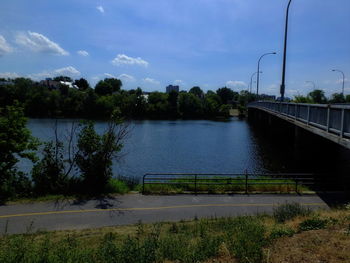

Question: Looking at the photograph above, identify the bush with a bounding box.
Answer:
[299,218,328,231]
[229,217,266,263]
[105,178,129,194]
[273,202,311,223]
[269,225,295,239]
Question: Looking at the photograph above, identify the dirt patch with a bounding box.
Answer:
[266,228,350,263]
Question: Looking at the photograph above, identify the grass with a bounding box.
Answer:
[142,176,312,195]
[0,204,349,263]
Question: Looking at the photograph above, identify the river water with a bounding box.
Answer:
[24,118,349,180]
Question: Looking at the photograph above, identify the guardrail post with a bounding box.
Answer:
[142,174,146,194]
[245,170,248,194]
[307,106,310,125]
[340,109,345,138]
[326,106,330,132]
[195,174,197,195]
[295,179,298,194]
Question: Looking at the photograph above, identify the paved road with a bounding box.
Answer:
[0,194,328,234]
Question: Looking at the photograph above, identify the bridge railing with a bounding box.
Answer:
[248,101,350,139]
[142,172,315,195]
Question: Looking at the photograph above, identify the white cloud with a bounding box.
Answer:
[336,78,349,84]
[77,50,89,57]
[118,74,135,82]
[112,54,149,67]
[0,35,13,56]
[226,80,247,89]
[96,6,105,13]
[29,66,80,80]
[54,66,80,76]
[15,31,69,56]
[174,79,184,85]
[0,72,20,79]
[104,73,116,78]
[143,77,160,86]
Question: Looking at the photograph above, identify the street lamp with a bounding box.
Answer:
[250,71,262,93]
[331,69,345,95]
[256,52,276,97]
[280,0,293,102]
[305,81,316,90]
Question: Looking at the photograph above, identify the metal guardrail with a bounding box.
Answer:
[248,101,350,139]
[142,172,315,195]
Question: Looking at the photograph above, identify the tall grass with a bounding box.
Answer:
[0,216,267,263]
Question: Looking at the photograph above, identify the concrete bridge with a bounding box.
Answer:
[247,101,350,150]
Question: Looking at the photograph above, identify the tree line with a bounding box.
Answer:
[293,89,350,104]
[0,76,256,120]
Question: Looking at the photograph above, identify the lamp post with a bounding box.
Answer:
[280,0,293,102]
[305,81,316,90]
[256,52,276,97]
[332,69,345,95]
[250,71,262,93]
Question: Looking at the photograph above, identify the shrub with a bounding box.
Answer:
[269,225,295,239]
[273,202,311,223]
[105,178,129,194]
[299,218,328,231]
[229,217,266,263]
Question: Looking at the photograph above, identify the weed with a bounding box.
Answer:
[299,218,329,231]
[270,225,295,239]
[273,202,311,223]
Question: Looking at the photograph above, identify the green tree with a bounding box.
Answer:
[53,76,73,82]
[293,95,312,103]
[0,103,38,200]
[216,87,236,104]
[167,90,179,118]
[178,93,203,118]
[74,78,90,91]
[75,112,128,194]
[308,89,327,104]
[329,93,345,103]
[189,86,204,98]
[95,78,122,96]
[32,141,66,195]
[346,95,350,103]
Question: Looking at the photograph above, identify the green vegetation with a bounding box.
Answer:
[0,77,257,120]
[293,89,350,104]
[0,205,349,263]
[0,103,130,203]
[273,202,311,223]
[142,177,311,195]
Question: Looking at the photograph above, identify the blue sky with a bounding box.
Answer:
[0,0,349,97]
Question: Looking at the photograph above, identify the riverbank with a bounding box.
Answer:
[0,204,348,262]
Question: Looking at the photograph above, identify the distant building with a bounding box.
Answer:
[40,78,60,89]
[166,85,179,93]
[40,78,78,89]
[0,80,14,86]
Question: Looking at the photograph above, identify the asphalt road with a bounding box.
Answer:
[0,194,328,234]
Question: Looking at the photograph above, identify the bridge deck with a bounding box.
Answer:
[248,101,350,149]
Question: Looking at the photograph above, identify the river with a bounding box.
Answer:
[24,118,349,180]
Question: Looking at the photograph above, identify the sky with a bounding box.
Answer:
[0,0,349,97]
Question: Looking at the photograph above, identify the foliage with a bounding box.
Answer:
[31,141,67,195]
[273,202,311,223]
[308,89,327,104]
[75,112,128,194]
[105,178,130,194]
[0,102,38,201]
[299,217,329,231]
[216,87,238,104]
[329,93,346,103]
[269,225,295,239]
[74,78,90,91]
